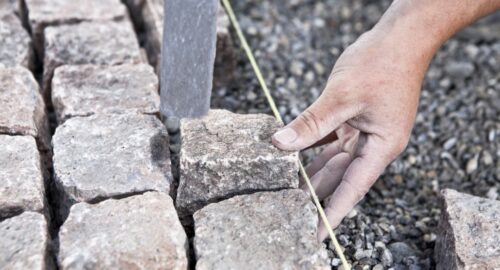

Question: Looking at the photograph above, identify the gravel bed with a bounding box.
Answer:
[210,0,500,269]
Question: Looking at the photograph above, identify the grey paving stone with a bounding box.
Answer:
[0,66,50,151]
[141,0,235,76]
[52,64,159,123]
[0,14,33,69]
[0,212,49,270]
[435,189,500,270]
[58,192,188,270]
[177,109,299,216]
[52,113,171,220]
[23,0,129,56]
[194,189,329,270]
[0,135,45,219]
[43,20,143,101]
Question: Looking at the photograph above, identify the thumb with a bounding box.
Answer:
[272,97,351,151]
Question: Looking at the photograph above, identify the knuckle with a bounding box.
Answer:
[298,109,322,137]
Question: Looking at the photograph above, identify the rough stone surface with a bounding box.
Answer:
[0,135,45,219]
[52,114,171,219]
[43,20,143,101]
[0,14,33,69]
[58,192,188,270]
[177,109,299,216]
[0,212,49,270]
[435,189,500,270]
[194,189,329,270]
[52,64,160,123]
[23,0,129,56]
[0,66,50,151]
[141,0,235,79]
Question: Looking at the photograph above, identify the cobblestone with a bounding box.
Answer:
[435,189,500,270]
[23,0,129,56]
[0,212,49,270]
[0,14,33,69]
[43,20,143,101]
[58,192,188,270]
[0,135,45,219]
[177,109,299,216]
[52,114,171,220]
[52,64,159,123]
[194,189,329,270]
[0,66,50,151]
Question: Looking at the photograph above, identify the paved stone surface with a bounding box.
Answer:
[58,192,188,270]
[23,0,129,56]
[0,14,33,69]
[194,189,329,270]
[177,109,299,216]
[0,66,50,151]
[0,135,45,219]
[43,20,143,101]
[435,189,500,270]
[52,114,171,219]
[0,212,49,270]
[52,64,160,123]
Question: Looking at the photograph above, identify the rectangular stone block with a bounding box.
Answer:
[177,109,299,216]
[0,135,45,219]
[52,114,172,220]
[58,192,188,269]
[0,66,50,151]
[0,14,34,69]
[0,212,49,270]
[43,20,143,102]
[23,0,129,57]
[141,0,235,77]
[194,189,329,270]
[52,64,160,124]
[435,189,500,270]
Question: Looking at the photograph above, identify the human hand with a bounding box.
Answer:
[272,28,428,241]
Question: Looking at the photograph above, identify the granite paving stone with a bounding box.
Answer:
[0,14,33,69]
[0,135,45,219]
[58,192,188,270]
[0,66,50,151]
[52,64,159,123]
[0,212,49,270]
[194,189,329,270]
[43,20,143,101]
[52,114,171,220]
[177,109,299,216]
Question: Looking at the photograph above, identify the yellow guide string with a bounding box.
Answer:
[221,0,350,269]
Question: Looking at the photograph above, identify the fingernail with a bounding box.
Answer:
[273,128,298,145]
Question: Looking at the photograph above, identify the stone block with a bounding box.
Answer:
[435,189,500,270]
[194,189,329,270]
[0,66,50,151]
[52,114,171,220]
[23,0,129,56]
[0,14,33,69]
[52,64,159,123]
[0,212,49,270]
[0,135,45,219]
[58,192,188,270]
[141,0,235,78]
[177,109,299,216]
[43,20,143,101]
